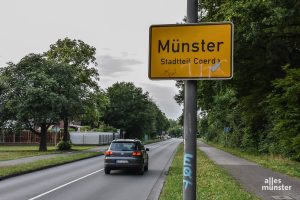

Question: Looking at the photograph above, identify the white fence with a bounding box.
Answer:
[70,131,120,145]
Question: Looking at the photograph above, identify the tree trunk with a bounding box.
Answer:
[39,124,48,151]
[63,118,70,142]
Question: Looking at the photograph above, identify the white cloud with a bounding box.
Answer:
[142,83,182,120]
[0,0,186,119]
[97,55,143,77]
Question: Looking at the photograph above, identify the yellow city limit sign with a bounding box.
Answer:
[149,22,233,80]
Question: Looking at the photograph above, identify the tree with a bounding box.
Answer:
[154,105,170,135]
[103,82,168,139]
[0,54,68,151]
[81,90,109,128]
[144,101,170,138]
[168,119,183,137]
[176,0,300,158]
[45,38,99,143]
[264,66,300,160]
[104,82,149,139]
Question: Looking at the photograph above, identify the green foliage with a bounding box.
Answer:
[46,38,97,67]
[100,124,117,132]
[168,119,182,137]
[292,136,300,161]
[79,123,117,132]
[103,82,169,139]
[56,140,72,151]
[0,54,69,151]
[177,0,300,160]
[80,126,92,132]
[264,66,300,159]
[1,55,62,123]
[68,128,76,132]
[45,37,99,142]
[45,37,99,90]
[0,38,101,151]
[168,125,183,137]
[81,90,109,128]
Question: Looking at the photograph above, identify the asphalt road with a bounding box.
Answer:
[0,138,182,200]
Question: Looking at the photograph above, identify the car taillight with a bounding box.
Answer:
[132,151,142,156]
[105,150,113,155]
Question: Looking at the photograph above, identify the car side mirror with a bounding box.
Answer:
[146,148,149,151]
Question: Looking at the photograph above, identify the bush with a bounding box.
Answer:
[68,128,76,132]
[99,124,117,132]
[57,140,72,151]
[80,126,92,131]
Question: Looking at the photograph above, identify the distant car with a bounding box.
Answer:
[104,139,149,175]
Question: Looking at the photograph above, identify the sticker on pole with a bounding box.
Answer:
[149,22,233,80]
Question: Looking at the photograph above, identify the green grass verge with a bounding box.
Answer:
[143,139,163,145]
[0,152,100,178]
[70,145,100,151]
[206,141,300,179]
[0,151,55,161]
[160,144,259,200]
[0,145,99,161]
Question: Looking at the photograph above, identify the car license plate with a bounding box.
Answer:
[116,160,128,164]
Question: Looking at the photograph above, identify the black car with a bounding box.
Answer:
[104,139,149,175]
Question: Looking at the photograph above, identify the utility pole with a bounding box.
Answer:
[149,1,233,200]
[183,0,198,200]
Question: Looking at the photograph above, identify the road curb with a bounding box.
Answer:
[0,154,102,181]
[146,141,182,200]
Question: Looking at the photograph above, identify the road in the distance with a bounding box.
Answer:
[0,138,182,200]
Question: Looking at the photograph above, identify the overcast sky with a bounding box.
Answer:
[0,0,187,119]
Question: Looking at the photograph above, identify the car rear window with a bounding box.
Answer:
[110,142,137,151]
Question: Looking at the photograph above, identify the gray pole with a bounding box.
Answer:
[183,0,198,200]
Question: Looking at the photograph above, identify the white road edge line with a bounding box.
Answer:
[28,168,104,200]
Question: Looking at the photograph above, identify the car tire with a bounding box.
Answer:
[138,166,144,175]
[104,167,111,175]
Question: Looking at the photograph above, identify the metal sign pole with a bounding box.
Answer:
[183,0,198,200]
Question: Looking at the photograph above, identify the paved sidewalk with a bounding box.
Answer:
[198,141,300,200]
[0,145,108,167]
